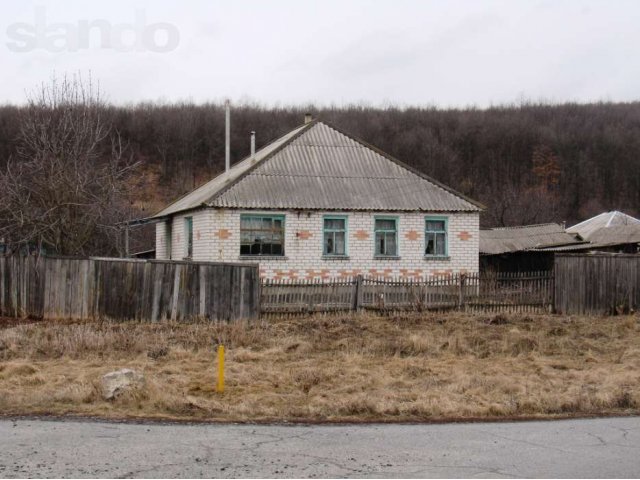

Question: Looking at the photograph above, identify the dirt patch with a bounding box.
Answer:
[0,312,638,422]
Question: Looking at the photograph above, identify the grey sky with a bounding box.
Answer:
[1,0,638,107]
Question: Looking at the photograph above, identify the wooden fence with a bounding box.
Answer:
[0,255,260,321]
[7,253,638,319]
[554,253,640,315]
[261,271,554,314]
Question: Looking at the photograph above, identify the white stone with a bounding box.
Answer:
[101,369,145,400]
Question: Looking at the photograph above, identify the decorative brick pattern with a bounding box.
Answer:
[431,269,453,278]
[369,268,393,278]
[399,268,424,278]
[404,230,419,241]
[156,209,479,280]
[274,269,299,279]
[297,230,313,240]
[338,269,362,278]
[305,269,331,280]
[215,229,232,240]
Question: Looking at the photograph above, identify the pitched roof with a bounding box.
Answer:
[567,211,640,239]
[586,224,640,246]
[151,120,483,218]
[153,123,309,218]
[479,223,586,255]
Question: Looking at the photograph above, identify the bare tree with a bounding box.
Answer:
[0,73,137,255]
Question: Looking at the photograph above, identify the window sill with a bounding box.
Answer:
[374,255,401,260]
[239,255,288,261]
[424,256,450,261]
[322,255,350,261]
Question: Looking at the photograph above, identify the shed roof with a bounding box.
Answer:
[533,225,640,252]
[567,211,640,239]
[581,224,640,248]
[479,223,586,255]
[151,120,483,219]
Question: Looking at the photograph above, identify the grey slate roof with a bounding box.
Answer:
[479,223,586,255]
[153,124,309,218]
[541,224,640,251]
[152,120,483,218]
[586,224,640,246]
[567,211,640,239]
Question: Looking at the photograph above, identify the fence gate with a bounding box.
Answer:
[554,253,640,315]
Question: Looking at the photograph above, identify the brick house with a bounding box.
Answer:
[150,118,483,280]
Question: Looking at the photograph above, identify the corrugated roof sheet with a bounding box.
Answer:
[480,223,585,255]
[584,224,640,247]
[534,225,640,252]
[153,124,309,218]
[151,120,482,218]
[567,211,640,239]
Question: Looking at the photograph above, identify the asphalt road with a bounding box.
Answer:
[0,417,638,478]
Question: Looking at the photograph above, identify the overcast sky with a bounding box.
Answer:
[1,0,638,107]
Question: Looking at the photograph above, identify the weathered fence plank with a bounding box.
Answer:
[554,253,640,315]
[0,255,260,322]
[260,271,555,315]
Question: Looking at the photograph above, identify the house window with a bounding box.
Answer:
[184,217,193,258]
[323,216,347,256]
[374,217,398,257]
[165,220,172,260]
[425,217,448,257]
[240,215,285,256]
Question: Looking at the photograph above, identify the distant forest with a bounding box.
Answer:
[1,101,639,229]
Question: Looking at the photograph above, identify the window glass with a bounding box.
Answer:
[374,218,398,256]
[426,220,446,231]
[425,217,448,256]
[240,215,285,256]
[165,221,172,260]
[324,217,347,256]
[375,219,396,231]
[184,217,193,258]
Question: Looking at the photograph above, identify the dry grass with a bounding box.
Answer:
[0,312,639,422]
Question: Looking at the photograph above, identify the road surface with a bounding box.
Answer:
[0,417,638,478]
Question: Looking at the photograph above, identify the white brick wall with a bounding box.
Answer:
[156,209,479,279]
[155,209,215,260]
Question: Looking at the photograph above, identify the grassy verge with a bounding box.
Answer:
[0,312,639,422]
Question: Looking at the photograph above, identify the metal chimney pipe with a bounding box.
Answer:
[250,131,256,158]
[225,99,231,173]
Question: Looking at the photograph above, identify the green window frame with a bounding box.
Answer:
[184,216,193,259]
[240,214,285,256]
[323,215,348,256]
[165,220,173,260]
[425,216,448,257]
[374,216,399,257]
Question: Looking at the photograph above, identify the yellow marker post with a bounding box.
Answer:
[217,345,225,393]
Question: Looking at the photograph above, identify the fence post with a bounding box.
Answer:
[458,273,466,311]
[352,275,363,311]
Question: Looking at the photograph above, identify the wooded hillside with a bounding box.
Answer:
[1,101,639,230]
